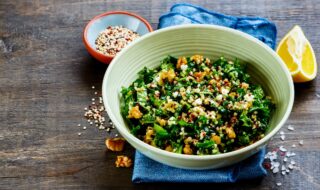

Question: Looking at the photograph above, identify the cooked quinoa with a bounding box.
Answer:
[95,26,140,56]
[120,55,274,155]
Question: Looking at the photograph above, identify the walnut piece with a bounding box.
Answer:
[127,106,143,119]
[105,138,126,151]
[115,155,132,168]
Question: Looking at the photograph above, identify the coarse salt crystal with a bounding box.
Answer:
[287,152,296,157]
[292,144,296,148]
[273,162,280,168]
[83,126,87,130]
[287,125,295,131]
[94,91,98,95]
[77,124,81,127]
[92,86,95,89]
[92,98,95,101]
[280,135,285,141]
[288,164,294,169]
[281,165,286,171]
[290,160,296,165]
[279,131,284,135]
[299,140,304,145]
[282,171,286,175]
[78,132,82,136]
[272,167,279,173]
[279,146,287,152]
[283,157,288,162]
[276,182,282,186]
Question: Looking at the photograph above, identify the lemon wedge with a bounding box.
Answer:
[276,25,317,83]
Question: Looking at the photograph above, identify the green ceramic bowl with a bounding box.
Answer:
[102,24,294,169]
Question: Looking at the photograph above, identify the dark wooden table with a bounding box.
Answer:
[1,0,319,189]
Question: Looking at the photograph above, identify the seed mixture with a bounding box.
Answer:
[76,85,132,167]
[120,55,274,155]
[95,26,140,56]
[77,85,115,133]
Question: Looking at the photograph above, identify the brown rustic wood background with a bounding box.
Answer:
[0,0,319,189]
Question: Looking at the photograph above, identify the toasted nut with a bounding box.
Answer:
[105,138,126,151]
[158,69,176,85]
[194,72,206,82]
[115,155,132,168]
[166,69,176,82]
[226,127,236,139]
[184,137,193,144]
[183,144,193,155]
[177,56,187,69]
[211,135,221,145]
[190,55,203,64]
[241,82,249,89]
[165,145,173,152]
[156,117,167,126]
[144,127,154,144]
[127,106,143,119]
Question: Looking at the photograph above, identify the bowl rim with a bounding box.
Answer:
[82,11,153,62]
[102,24,294,160]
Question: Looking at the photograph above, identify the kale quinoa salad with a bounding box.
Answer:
[120,55,274,155]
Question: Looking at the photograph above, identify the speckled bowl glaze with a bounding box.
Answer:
[102,24,294,170]
[83,11,153,64]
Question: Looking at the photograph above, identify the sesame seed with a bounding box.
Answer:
[83,126,87,130]
[77,124,81,127]
[78,132,82,136]
[92,102,95,104]
[292,144,296,148]
[115,134,119,137]
[90,122,93,125]
[92,86,95,89]
[94,91,98,95]
[84,107,88,111]
[92,98,95,101]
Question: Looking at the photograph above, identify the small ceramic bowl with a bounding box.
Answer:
[102,24,294,170]
[83,11,153,64]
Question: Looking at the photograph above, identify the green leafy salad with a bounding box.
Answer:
[120,55,274,155]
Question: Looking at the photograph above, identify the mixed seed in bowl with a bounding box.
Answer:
[120,55,274,155]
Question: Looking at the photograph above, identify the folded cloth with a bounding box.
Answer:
[132,148,266,183]
[159,3,277,49]
[132,3,277,183]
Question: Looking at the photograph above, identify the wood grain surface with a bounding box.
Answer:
[0,0,319,189]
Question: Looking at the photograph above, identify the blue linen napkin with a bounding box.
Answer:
[132,3,277,183]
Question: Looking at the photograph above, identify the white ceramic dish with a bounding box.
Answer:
[102,24,294,170]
